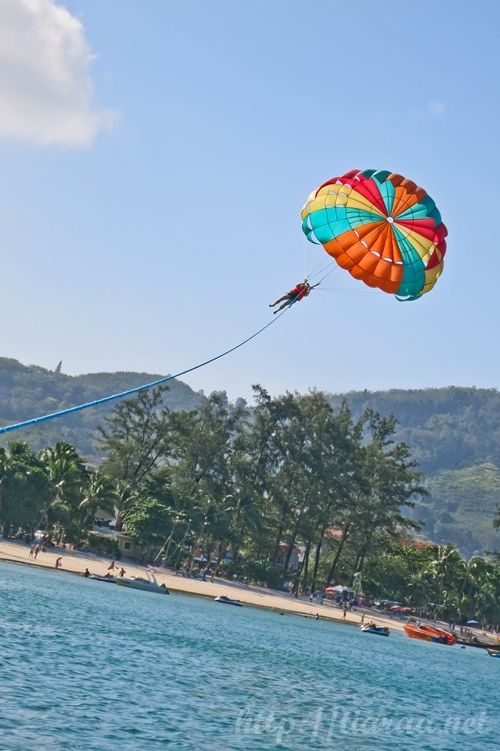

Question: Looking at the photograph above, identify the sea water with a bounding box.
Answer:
[0,562,498,751]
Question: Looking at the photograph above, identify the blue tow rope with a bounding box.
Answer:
[0,311,287,436]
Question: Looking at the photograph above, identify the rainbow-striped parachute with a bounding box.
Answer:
[301,169,447,301]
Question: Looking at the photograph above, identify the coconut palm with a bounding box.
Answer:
[464,557,500,624]
[38,442,88,536]
[113,480,139,531]
[420,545,466,618]
[0,443,52,533]
[78,471,116,531]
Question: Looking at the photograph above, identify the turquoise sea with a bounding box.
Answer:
[0,562,498,750]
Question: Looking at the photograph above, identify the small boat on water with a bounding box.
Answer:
[89,574,116,584]
[361,624,389,636]
[115,573,169,595]
[487,647,500,658]
[404,622,456,645]
[214,595,242,606]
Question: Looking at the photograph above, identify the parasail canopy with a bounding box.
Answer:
[301,169,447,301]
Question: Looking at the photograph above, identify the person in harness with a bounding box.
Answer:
[269,280,318,313]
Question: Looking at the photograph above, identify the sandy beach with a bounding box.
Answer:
[0,538,403,632]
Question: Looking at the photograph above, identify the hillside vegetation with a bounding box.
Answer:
[0,358,202,458]
[328,388,500,556]
[0,358,498,556]
[329,387,500,474]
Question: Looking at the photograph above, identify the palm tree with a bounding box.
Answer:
[464,557,500,624]
[0,443,54,535]
[113,480,139,531]
[0,447,14,530]
[422,545,466,618]
[38,443,87,529]
[79,471,116,532]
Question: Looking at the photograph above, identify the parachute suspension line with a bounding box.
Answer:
[0,310,290,436]
[305,262,338,290]
[306,259,337,284]
[315,265,337,285]
[307,261,330,280]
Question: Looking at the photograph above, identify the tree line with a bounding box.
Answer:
[3,358,500,556]
[0,385,498,624]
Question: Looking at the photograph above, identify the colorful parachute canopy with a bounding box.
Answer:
[301,169,447,301]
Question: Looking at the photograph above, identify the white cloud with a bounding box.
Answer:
[0,0,115,147]
[426,100,446,116]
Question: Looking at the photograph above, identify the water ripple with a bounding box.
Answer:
[0,562,498,751]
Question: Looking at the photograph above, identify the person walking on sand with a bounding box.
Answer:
[28,545,35,559]
[55,557,63,569]
[119,567,126,578]
[33,544,40,559]
[107,560,117,571]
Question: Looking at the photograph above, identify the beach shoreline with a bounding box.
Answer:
[0,539,404,632]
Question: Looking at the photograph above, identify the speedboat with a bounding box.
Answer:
[115,574,169,595]
[214,595,242,606]
[487,647,500,658]
[361,624,389,636]
[404,622,456,645]
[89,574,117,583]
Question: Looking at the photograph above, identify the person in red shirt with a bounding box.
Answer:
[269,280,318,313]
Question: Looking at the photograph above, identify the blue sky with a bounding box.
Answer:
[1,0,499,401]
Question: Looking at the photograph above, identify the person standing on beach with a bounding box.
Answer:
[33,544,40,559]
[84,568,91,578]
[28,545,35,559]
[119,567,126,577]
[55,557,63,569]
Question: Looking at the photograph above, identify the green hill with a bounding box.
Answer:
[0,357,203,459]
[328,388,500,557]
[0,359,498,556]
[419,463,500,556]
[329,387,500,474]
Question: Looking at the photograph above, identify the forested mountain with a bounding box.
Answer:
[0,358,498,556]
[327,388,500,557]
[0,358,203,458]
[328,388,500,474]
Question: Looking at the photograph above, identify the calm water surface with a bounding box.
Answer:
[0,562,498,750]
